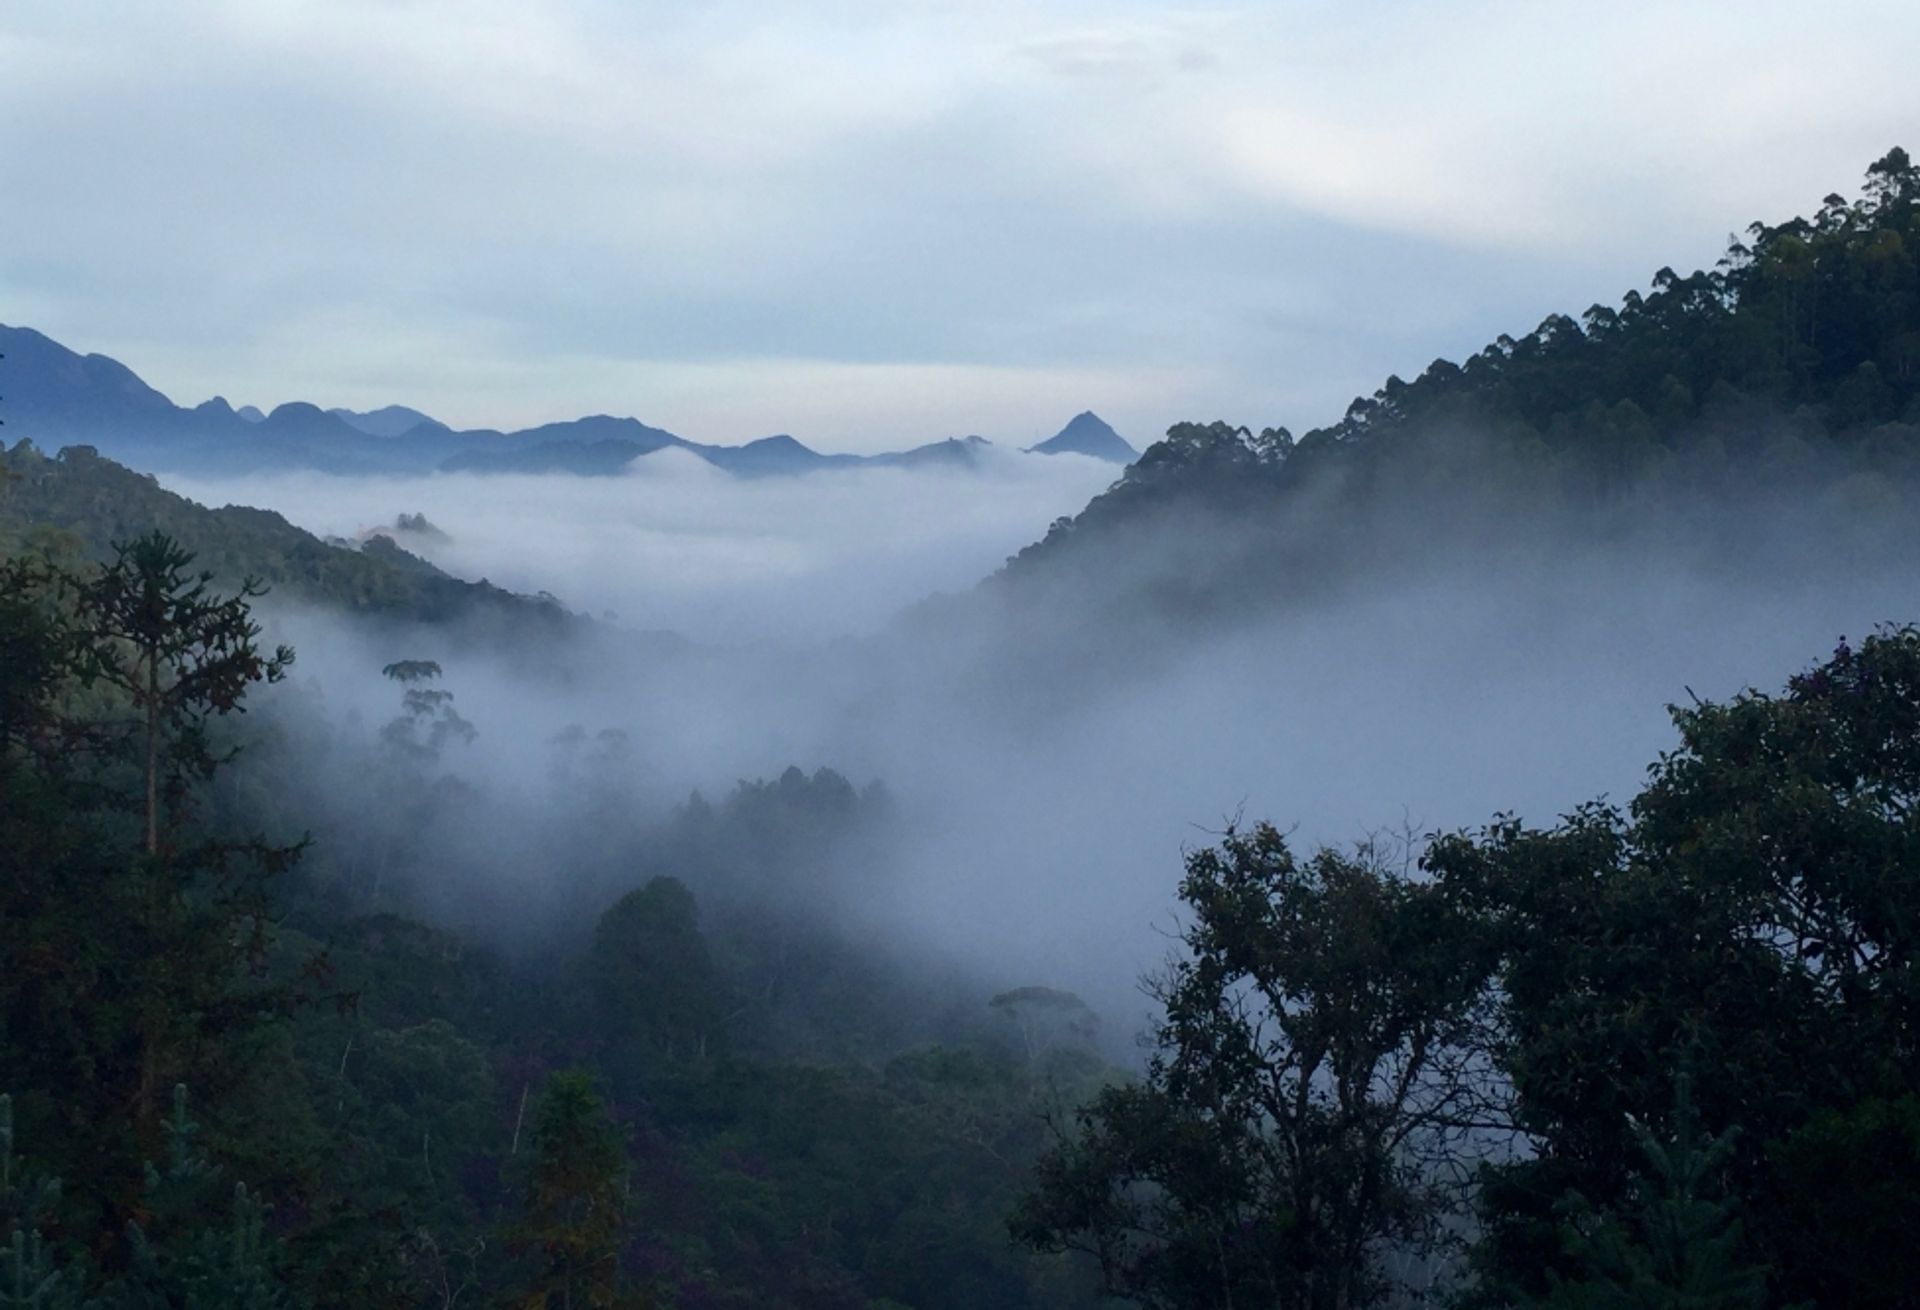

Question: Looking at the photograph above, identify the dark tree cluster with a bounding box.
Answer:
[0,536,1114,1307]
[1016,626,1920,1307]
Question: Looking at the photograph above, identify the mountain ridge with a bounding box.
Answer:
[0,323,1136,479]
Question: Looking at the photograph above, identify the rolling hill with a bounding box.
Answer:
[0,439,584,641]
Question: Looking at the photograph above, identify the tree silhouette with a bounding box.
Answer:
[76,532,291,856]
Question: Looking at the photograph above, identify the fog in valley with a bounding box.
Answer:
[164,445,1122,644]
[157,451,1920,1053]
[12,4,1920,1299]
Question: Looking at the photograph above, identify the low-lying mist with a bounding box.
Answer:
[190,450,1920,1057]
[163,445,1120,645]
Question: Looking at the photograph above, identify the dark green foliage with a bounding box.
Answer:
[0,553,89,761]
[506,1074,631,1309]
[622,1045,1106,1309]
[0,442,576,637]
[1,1087,290,1308]
[0,535,1107,1306]
[1526,1080,1768,1310]
[120,1087,287,1309]
[1014,829,1497,1309]
[1763,1095,1920,1305]
[1022,627,1920,1307]
[0,1094,92,1310]
[998,152,1920,634]
[590,878,727,1063]
[76,530,293,854]
[12,152,1920,1310]
[1429,626,1920,1306]
[0,537,304,1229]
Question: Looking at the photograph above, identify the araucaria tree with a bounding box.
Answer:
[1013,827,1500,1309]
[77,531,292,855]
[2,533,301,1150]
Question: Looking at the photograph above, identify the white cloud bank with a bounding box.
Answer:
[163,447,1121,643]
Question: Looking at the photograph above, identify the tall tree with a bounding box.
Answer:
[76,532,291,856]
[508,1073,631,1310]
[379,659,475,765]
[1013,828,1498,1309]
[590,877,726,1063]
[1430,626,1920,1305]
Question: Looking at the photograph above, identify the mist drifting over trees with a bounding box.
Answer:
[5,15,1920,1296]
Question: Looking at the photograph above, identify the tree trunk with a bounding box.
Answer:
[144,644,160,856]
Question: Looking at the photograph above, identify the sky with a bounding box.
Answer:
[4,0,1918,453]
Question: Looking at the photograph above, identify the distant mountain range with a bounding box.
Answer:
[329,404,443,438]
[0,324,1136,477]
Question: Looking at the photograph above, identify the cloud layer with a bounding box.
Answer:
[163,447,1120,643]
[181,454,1920,1039]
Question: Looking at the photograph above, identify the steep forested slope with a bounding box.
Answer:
[998,149,1920,620]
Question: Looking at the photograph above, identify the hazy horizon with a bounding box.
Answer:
[7,2,1919,451]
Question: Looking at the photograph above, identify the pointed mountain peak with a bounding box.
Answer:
[1028,411,1136,463]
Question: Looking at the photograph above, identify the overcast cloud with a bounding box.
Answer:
[4,1,1917,449]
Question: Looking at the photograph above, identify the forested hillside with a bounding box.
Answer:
[1014,624,1920,1307]
[0,537,1118,1307]
[0,440,578,638]
[998,149,1920,624]
[993,150,1920,1309]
